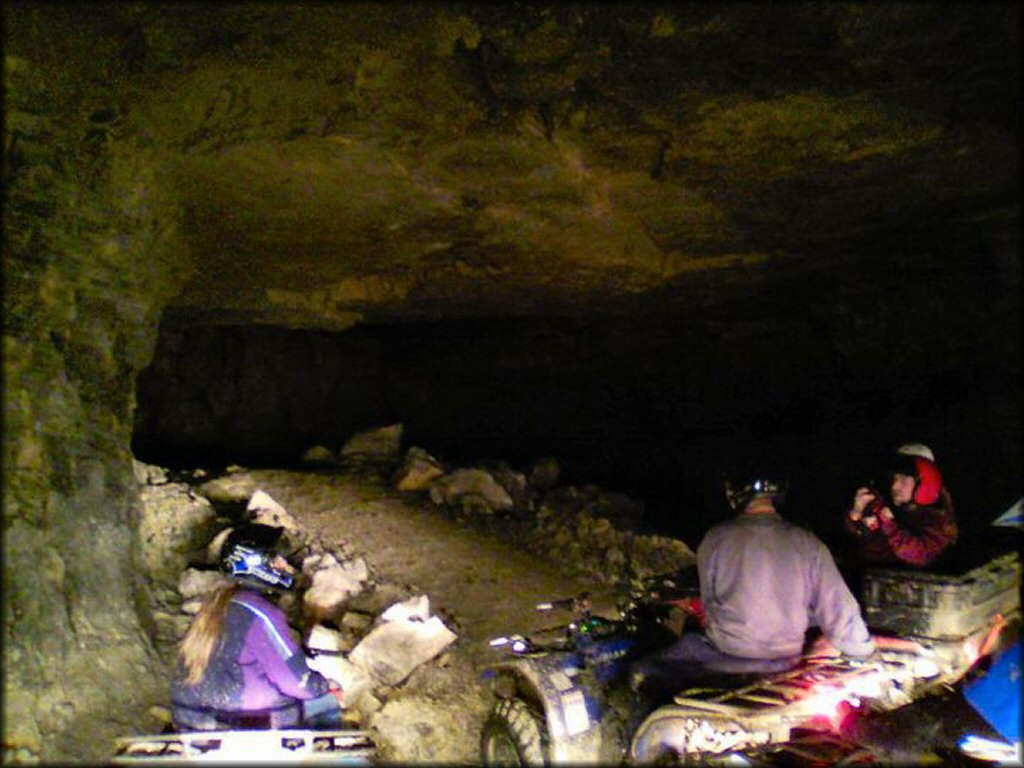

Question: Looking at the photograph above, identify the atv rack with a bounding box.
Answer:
[631,626,1001,759]
[112,729,375,764]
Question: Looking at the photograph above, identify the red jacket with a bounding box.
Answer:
[846,489,957,567]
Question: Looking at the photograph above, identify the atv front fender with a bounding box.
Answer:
[486,658,606,763]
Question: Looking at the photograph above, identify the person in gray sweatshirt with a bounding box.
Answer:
[631,475,875,703]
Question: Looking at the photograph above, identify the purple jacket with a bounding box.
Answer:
[172,588,331,729]
[699,512,875,659]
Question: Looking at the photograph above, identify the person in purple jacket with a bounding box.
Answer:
[171,523,344,731]
[631,474,875,703]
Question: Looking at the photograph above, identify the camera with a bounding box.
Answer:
[863,494,887,518]
[856,489,888,532]
[854,485,888,532]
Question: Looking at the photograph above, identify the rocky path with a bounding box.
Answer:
[246,469,616,639]
[238,469,616,762]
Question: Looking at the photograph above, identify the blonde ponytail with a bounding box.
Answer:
[179,582,239,685]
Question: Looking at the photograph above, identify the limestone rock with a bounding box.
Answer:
[341,611,374,634]
[301,551,332,577]
[181,598,203,615]
[370,693,480,763]
[343,583,416,618]
[393,446,445,491]
[605,545,627,570]
[303,556,370,623]
[529,456,560,490]
[197,474,257,507]
[300,445,338,465]
[380,594,430,623]
[348,596,457,687]
[428,468,514,513]
[178,568,229,600]
[307,613,370,655]
[487,463,533,513]
[303,552,370,582]
[246,489,300,533]
[630,535,697,578]
[132,459,169,486]
[341,424,404,462]
[138,482,219,586]
[579,513,617,549]
[306,649,376,716]
[148,706,173,726]
[154,611,193,643]
[307,624,346,653]
[205,527,234,566]
[356,691,383,717]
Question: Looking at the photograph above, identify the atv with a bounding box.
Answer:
[480,548,1021,765]
[479,571,699,765]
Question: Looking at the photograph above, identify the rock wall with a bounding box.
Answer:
[4,19,192,760]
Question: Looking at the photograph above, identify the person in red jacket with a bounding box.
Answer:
[845,443,957,568]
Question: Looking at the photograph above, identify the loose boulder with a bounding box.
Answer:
[341,424,404,463]
[246,489,300,533]
[133,459,169,486]
[205,526,234,566]
[300,445,338,466]
[487,462,533,513]
[630,535,697,578]
[197,472,258,508]
[305,639,377,718]
[428,468,514,513]
[528,456,561,490]
[178,568,229,600]
[393,447,445,491]
[303,554,371,624]
[348,595,457,687]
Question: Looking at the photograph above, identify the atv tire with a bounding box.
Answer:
[480,697,549,766]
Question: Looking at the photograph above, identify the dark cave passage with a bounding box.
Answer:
[132,317,1020,551]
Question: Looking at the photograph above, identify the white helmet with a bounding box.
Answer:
[897,442,935,462]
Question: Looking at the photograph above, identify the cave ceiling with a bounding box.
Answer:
[37,3,1024,331]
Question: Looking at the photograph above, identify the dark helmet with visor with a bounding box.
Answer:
[725,476,788,512]
[219,523,295,591]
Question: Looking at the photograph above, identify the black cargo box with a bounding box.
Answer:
[861,545,1021,640]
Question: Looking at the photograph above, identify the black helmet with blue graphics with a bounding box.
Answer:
[219,523,295,591]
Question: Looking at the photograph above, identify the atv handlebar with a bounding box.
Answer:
[488,569,699,655]
[536,591,592,615]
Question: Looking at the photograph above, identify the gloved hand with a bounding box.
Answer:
[850,487,876,517]
[850,487,888,532]
[806,635,840,658]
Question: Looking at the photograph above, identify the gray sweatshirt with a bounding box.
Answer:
[699,511,875,659]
